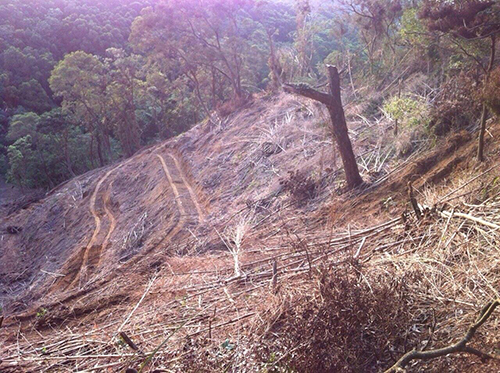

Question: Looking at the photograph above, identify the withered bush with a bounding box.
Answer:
[280,170,318,206]
[217,95,250,118]
[429,72,481,136]
[362,94,385,119]
[260,265,420,373]
[483,66,500,116]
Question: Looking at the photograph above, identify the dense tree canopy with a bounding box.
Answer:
[0,0,156,186]
[0,0,498,188]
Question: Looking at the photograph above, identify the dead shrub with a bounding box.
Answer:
[280,170,317,205]
[217,95,250,118]
[429,72,481,136]
[259,265,419,373]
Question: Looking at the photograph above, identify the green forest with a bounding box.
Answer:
[1,0,499,190]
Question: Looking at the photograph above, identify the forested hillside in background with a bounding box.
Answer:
[1,0,499,189]
[0,0,157,187]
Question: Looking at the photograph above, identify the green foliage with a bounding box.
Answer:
[50,50,151,163]
[5,110,91,188]
[0,0,155,183]
[399,8,429,47]
[130,0,266,107]
[7,112,39,142]
[324,50,343,67]
[50,52,105,105]
[0,152,7,175]
[7,135,37,188]
[36,308,48,318]
[383,96,430,130]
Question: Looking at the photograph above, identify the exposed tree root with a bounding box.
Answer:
[384,299,500,373]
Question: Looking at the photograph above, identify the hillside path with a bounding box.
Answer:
[65,157,134,290]
[168,153,206,222]
[100,181,116,264]
[155,152,206,245]
[53,150,204,292]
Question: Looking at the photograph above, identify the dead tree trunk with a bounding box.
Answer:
[284,65,363,189]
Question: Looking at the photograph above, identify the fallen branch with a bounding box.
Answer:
[384,299,500,373]
[438,164,499,203]
[353,237,366,259]
[119,332,140,352]
[116,274,157,335]
[138,310,205,373]
[439,210,500,231]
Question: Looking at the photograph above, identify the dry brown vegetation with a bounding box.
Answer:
[1,93,500,372]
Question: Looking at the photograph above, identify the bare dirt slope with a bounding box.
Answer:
[0,94,352,314]
[1,93,499,372]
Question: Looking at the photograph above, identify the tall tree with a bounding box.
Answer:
[130,0,262,113]
[49,51,110,167]
[105,48,142,157]
[295,0,313,77]
[250,0,296,91]
[5,110,89,188]
[338,0,403,75]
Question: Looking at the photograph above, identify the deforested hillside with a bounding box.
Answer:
[2,0,500,372]
[0,93,369,313]
[1,91,500,372]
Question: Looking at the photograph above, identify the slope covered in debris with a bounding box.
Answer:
[1,93,500,372]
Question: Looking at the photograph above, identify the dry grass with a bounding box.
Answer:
[2,164,500,371]
[2,93,499,372]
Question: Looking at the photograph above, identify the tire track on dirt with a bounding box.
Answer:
[102,181,116,250]
[65,167,119,289]
[167,153,206,222]
[53,152,182,293]
[156,154,186,243]
[51,149,203,295]
[30,149,201,321]
[95,181,116,270]
[152,151,207,257]
[62,155,137,291]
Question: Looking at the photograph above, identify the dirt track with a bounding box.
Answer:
[155,151,206,244]
[102,181,116,251]
[43,147,206,297]
[51,157,137,292]
[168,152,206,222]
[156,153,186,217]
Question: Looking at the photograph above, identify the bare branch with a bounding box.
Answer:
[384,299,500,373]
[282,83,332,105]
